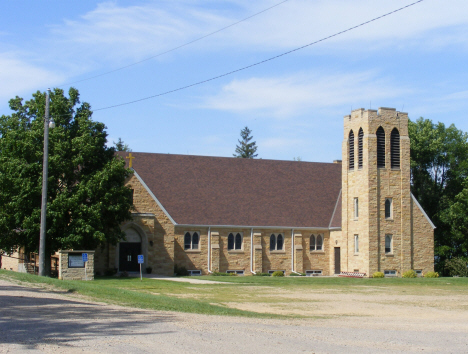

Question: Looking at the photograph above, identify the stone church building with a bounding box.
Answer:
[94,107,435,277]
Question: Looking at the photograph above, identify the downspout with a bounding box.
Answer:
[250,228,256,274]
[207,227,212,274]
[291,228,301,275]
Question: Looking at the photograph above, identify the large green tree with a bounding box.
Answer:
[233,126,258,158]
[409,117,468,269]
[0,88,133,260]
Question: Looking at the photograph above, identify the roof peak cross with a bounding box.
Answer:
[125,153,135,168]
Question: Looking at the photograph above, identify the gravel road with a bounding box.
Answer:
[1,279,467,353]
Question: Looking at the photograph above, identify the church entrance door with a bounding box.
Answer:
[119,242,141,272]
[334,247,341,274]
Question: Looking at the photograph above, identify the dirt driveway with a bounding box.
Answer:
[1,279,468,353]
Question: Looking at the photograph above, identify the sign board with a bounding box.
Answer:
[82,253,88,262]
[69,254,85,268]
[138,255,144,264]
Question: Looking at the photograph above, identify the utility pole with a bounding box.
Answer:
[38,89,51,277]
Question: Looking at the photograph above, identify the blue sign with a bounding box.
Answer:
[82,253,88,262]
[138,255,144,264]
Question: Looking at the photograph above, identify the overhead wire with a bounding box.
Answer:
[59,0,290,87]
[92,0,424,112]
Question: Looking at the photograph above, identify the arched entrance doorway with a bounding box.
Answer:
[119,228,142,272]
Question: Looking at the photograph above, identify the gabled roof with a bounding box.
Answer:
[118,152,342,229]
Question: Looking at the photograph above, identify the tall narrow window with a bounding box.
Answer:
[235,233,242,250]
[385,235,393,254]
[354,198,359,219]
[184,232,191,250]
[358,128,363,169]
[310,235,316,251]
[277,234,284,250]
[349,130,354,170]
[385,198,392,219]
[391,128,400,169]
[376,126,385,168]
[184,232,200,250]
[270,234,276,251]
[316,234,323,251]
[228,233,235,250]
[354,235,359,254]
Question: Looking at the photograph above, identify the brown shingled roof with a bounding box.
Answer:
[117,152,342,228]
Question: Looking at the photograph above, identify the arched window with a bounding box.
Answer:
[391,128,400,169]
[349,130,355,170]
[235,233,242,250]
[385,235,393,253]
[385,198,392,219]
[192,232,199,249]
[228,233,234,250]
[270,234,276,251]
[184,231,199,250]
[316,234,323,251]
[358,128,364,169]
[376,127,385,168]
[184,232,191,250]
[277,234,284,250]
[310,235,316,251]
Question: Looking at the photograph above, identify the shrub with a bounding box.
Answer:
[289,272,305,276]
[253,272,270,276]
[372,271,384,278]
[445,257,468,277]
[271,271,284,277]
[146,267,152,274]
[402,270,417,278]
[174,264,189,276]
[229,272,238,276]
[424,271,439,278]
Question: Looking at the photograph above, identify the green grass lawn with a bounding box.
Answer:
[2,269,468,318]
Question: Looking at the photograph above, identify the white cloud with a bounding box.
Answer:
[202,71,411,118]
[48,0,468,67]
[0,54,64,103]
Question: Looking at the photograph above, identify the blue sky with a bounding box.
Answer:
[1,0,467,162]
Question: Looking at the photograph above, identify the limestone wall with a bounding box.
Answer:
[411,197,435,273]
[58,250,94,280]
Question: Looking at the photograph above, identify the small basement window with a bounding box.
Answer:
[415,270,423,277]
[188,270,202,276]
[305,270,322,277]
[227,270,245,275]
[384,270,397,277]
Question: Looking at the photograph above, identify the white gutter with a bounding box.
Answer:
[291,228,301,275]
[207,227,212,273]
[250,228,256,275]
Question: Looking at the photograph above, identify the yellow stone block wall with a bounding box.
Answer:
[1,252,19,271]
[412,198,435,273]
[342,108,433,276]
[218,229,252,274]
[302,231,330,275]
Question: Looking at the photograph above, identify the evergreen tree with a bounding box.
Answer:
[233,126,258,158]
[114,137,131,152]
[0,88,133,264]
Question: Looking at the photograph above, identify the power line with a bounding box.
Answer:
[59,0,290,87]
[93,0,424,112]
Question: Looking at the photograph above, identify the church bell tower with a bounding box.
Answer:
[341,107,411,276]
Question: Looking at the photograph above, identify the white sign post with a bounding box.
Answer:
[138,255,144,281]
[82,253,88,281]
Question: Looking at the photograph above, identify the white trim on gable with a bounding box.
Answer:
[411,193,436,229]
[328,189,342,229]
[132,170,178,226]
